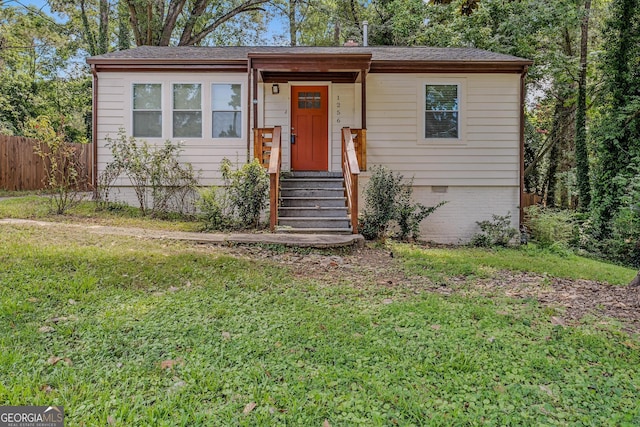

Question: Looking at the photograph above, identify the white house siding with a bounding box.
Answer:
[363,73,521,242]
[96,71,249,204]
[261,82,290,170]
[259,82,360,172]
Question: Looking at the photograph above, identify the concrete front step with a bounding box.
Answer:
[280,197,347,208]
[278,217,351,229]
[280,178,344,189]
[279,206,348,217]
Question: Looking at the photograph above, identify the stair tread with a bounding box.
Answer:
[279,216,350,220]
[276,228,353,234]
[281,196,346,199]
[279,206,347,210]
[281,178,344,182]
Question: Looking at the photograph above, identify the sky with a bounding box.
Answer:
[3,0,289,44]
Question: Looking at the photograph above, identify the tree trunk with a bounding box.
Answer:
[289,0,297,46]
[80,0,98,55]
[98,0,109,54]
[117,0,130,50]
[575,0,592,211]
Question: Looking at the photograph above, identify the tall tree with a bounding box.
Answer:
[272,0,337,46]
[124,0,270,46]
[574,0,592,210]
[0,5,90,139]
[49,0,112,55]
[591,0,640,234]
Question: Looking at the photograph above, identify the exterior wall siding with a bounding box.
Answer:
[96,70,521,243]
[361,73,521,242]
[96,72,249,190]
[365,73,521,187]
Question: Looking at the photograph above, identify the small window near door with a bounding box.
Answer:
[173,83,202,138]
[212,83,242,138]
[298,91,321,109]
[425,84,459,139]
[133,83,162,138]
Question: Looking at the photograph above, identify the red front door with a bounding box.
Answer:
[291,86,328,171]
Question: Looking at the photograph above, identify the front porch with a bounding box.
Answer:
[248,51,371,234]
[254,126,366,234]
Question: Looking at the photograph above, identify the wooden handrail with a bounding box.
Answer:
[350,128,367,171]
[253,127,275,168]
[267,126,282,232]
[342,127,361,234]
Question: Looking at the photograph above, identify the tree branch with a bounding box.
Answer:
[180,0,270,46]
[125,0,144,46]
[159,0,187,46]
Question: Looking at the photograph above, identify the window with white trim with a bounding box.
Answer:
[212,83,242,138]
[132,83,162,138]
[424,84,459,139]
[173,83,202,138]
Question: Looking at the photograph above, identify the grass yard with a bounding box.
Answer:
[1,221,640,425]
[0,195,201,232]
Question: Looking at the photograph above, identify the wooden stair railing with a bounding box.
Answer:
[342,127,361,234]
[253,127,275,168]
[349,128,367,171]
[267,126,282,232]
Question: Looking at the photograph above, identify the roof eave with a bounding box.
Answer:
[370,60,534,74]
[86,57,248,73]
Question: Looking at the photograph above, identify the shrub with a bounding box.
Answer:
[590,172,640,267]
[101,130,198,216]
[359,165,403,240]
[359,165,445,241]
[470,213,518,247]
[197,186,233,231]
[226,158,270,228]
[525,205,575,249]
[396,180,446,241]
[198,158,269,230]
[25,116,86,214]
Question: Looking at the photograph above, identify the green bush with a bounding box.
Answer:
[101,130,198,216]
[197,186,233,231]
[470,213,518,247]
[525,205,575,249]
[25,115,85,214]
[198,158,269,230]
[589,172,640,268]
[396,180,446,241]
[359,165,403,240]
[359,165,445,241]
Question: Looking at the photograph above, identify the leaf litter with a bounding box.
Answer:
[221,245,640,333]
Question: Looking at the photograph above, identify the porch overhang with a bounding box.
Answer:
[249,52,372,72]
[248,52,371,132]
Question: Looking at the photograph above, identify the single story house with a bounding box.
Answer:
[87,46,532,243]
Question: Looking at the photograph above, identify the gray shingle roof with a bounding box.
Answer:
[88,45,531,64]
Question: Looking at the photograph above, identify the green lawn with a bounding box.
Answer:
[1,224,639,425]
[0,195,201,232]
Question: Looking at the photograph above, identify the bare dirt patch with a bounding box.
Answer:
[227,245,640,333]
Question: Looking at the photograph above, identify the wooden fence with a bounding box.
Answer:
[0,135,93,191]
[522,192,544,209]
